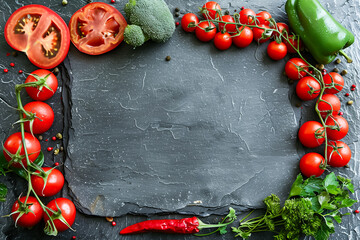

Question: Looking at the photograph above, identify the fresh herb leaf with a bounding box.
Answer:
[288,174,303,198]
[337,175,354,193]
[301,177,324,197]
[0,183,7,202]
[264,194,281,216]
[0,151,9,175]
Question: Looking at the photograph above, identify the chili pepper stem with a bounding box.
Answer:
[197,218,233,229]
[339,50,353,63]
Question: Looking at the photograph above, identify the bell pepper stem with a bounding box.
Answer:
[339,50,353,63]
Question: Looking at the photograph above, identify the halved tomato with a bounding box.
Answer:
[5,5,70,69]
[69,2,127,55]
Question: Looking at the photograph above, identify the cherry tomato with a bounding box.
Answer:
[327,140,351,167]
[296,76,321,101]
[285,58,308,80]
[23,101,54,135]
[195,21,216,42]
[255,11,272,26]
[219,15,237,33]
[44,198,76,232]
[326,115,349,140]
[202,1,221,20]
[69,2,127,55]
[3,132,41,168]
[267,41,287,60]
[232,26,253,48]
[239,8,256,24]
[285,35,303,53]
[299,153,325,177]
[11,196,43,228]
[298,121,325,148]
[317,94,341,118]
[272,22,289,39]
[31,167,65,197]
[213,32,232,50]
[253,24,272,43]
[4,5,70,69]
[25,69,58,101]
[323,72,344,94]
[181,13,199,33]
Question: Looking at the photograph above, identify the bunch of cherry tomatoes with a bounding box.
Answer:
[2,69,76,234]
[181,1,301,61]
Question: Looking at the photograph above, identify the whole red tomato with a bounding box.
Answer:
[44,198,76,232]
[323,72,344,94]
[255,11,272,26]
[239,8,255,24]
[202,1,221,20]
[219,15,237,33]
[195,21,216,42]
[31,167,65,197]
[296,76,321,101]
[181,13,199,33]
[267,41,287,60]
[25,69,58,101]
[326,140,351,167]
[326,115,349,140]
[285,35,303,53]
[23,101,54,135]
[3,132,41,168]
[299,152,325,177]
[285,58,308,80]
[11,196,44,228]
[232,26,253,48]
[317,94,341,118]
[253,24,271,43]
[298,121,325,148]
[214,32,232,50]
[272,22,289,39]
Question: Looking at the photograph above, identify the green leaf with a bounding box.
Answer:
[264,194,281,216]
[337,176,355,193]
[318,192,337,210]
[11,151,44,179]
[288,174,303,198]
[315,220,334,240]
[324,172,340,192]
[332,215,342,224]
[324,217,335,230]
[341,198,357,208]
[301,177,324,197]
[232,227,251,239]
[0,183,7,202]
[310,196,322,212]
[326,185,342,195]
[0,151,9,175]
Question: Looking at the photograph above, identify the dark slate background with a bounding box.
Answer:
[0,0,359,239]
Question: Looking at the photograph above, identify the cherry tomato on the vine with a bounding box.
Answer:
[219,15,237,33]
[25,69,58,101]
[181,13,199,33]
[11,196,43,228]
[323,72,344,94]
[285,58,308,80]
[298,121,325,148]
[195,21,216,42]
[296,76,321,101]
[317,94,341,118]
[44,198,76,232]
[23,101,54,135]
[267,41,287,60]
[232,26,253,48]
[326,115,349,141]
[253,24,272,43]
[272,22,289,39]
[213,32,232,50]
[3,132,41,168]
[255,11,272,26]
[327,140,351,167]
[299,152,325,177]
[239,8,255,25]
[31,167,65,197]
[285,35,303,54]
[201,1,221,20]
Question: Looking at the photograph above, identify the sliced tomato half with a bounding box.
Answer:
[5,5,70,69]
[69,2,127,55]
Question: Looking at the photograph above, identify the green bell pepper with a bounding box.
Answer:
[285,0,354,64]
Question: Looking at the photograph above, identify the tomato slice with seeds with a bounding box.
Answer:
[4,5,70,69]
[69,2,127,55]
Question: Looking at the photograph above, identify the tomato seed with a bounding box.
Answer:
[355,210,359,214]
[10,63,15,67]
[112,221,116,226]
[347,100,354,105]
[335,58,341,64]
[165,56,171,61]
[175,7,180,12]
[18,70,23,74]
[54,149,60,155]
[52,136,57,141]
[47,147,53,151]
[55,162,59,166]
[341,70,348,76]
[3,69,8,73]
[351,84,356,88]
[174,12,180,17]
[333,68,339,73]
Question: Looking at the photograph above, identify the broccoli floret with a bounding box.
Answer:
[124,0,175,46]
[124,25,148,48]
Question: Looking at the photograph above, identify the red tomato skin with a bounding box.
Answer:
[285,35,303,53]
[202,1,221,20]
[232,26,253,48]
[195,21,216,42]
[239,9,255,24]
[326,116,349,140]
[317,94,341,118]
[181,13,199,33]
[25,69,58,101]
[272,22,289,39]
[298,121,325,148]
[4,5,70,69]
[285,58,308,80]
[214,32,232,50]
[3,132,41,168]
[296,76,321,101]
[31,167,65,197]
[44,198,76,232]
[253,24,271,43]
[327,140,351,167]
[267,41,287,60]
[219,15,237,33]
[255,11,272,26]
[23,101,54,134]
[323,72,344,94]
[299,153,325,177]
[11,196,44,228]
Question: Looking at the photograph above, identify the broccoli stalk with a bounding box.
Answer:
[124,0,175,47]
